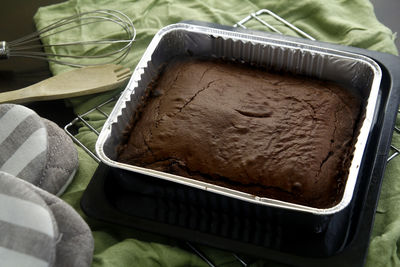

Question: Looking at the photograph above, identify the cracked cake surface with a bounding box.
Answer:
[117,58,362,208]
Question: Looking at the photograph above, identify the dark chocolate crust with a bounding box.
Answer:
[117,58,361,208]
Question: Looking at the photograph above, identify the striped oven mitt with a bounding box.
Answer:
[0,104,94,267]
[0,104,78,195]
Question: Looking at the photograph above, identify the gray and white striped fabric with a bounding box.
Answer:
[0,104,92,266]
[0,104,48,184]
[0,171,58,267]
[0,171,94,267]
[0,104,78,195]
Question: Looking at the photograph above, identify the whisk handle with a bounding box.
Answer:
[0,41,9,59]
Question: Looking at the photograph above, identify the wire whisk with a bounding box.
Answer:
[0,9,136,67]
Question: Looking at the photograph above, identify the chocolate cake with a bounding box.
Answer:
[117,58,362,208]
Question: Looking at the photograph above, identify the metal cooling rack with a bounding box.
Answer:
[234,9,316,40]
[388,110,400,162]
[64,9,400,267]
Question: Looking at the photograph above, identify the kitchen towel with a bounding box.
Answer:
[34,0,399,266]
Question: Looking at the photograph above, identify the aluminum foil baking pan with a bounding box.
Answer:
[96,22,382,215]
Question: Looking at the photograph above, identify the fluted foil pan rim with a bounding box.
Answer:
[96,22,382,215]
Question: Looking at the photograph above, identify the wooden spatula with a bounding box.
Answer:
[0,64,131,104]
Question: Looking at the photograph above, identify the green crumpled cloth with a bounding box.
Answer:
[34,0,399,266]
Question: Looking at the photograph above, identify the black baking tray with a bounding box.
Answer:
[81,22,400,267]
